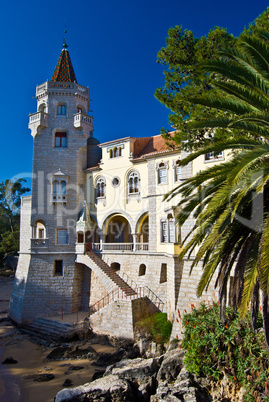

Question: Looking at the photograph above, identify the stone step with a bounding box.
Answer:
[86,251,137,296]
[22,318,74,341]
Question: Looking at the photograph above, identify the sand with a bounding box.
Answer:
[0,276,116,402]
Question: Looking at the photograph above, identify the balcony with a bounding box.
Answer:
[73,113,93,131]
[91,243,149,252]
[31,238,49,248]
[51,194,67,203]
[28,111,49,132]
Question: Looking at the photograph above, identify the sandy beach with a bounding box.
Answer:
[0,276,116,402]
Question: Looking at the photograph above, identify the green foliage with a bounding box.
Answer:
[0,178,30,233]
[155,8,269,150]
[0,178,30,262]
[0,231,19,258]
[182,304,269,400]
[163,25,269,347]
[136,312,172,344]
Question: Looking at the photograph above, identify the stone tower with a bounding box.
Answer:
[9,42,94,323]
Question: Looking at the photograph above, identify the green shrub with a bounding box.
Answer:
[182,303,269,401]
[136,312,172,344]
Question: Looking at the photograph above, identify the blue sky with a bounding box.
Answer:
[0,0,267,184]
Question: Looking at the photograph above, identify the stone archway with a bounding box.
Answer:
[105,215,133,244]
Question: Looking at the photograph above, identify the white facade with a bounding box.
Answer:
[9,46,226,338]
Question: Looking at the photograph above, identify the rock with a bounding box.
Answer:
[63,379,73,387]
[66,366,84,371]
[46,346,69,360]
[23,373,55,382]
[105,357,162,382]
[157,349,185,384]
[91,347,125,367]
[91,370,105,381]
[105,356,162,400]
[146,341,165,358]
[2,356,18,364]
[55,374,138,402]
[64,366,84,374]
[138,338,149,356]
[46,345,98,361]
[167,339,180,352]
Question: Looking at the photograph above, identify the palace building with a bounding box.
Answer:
[9,42,225,338]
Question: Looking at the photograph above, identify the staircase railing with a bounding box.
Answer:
[85,245,137,296]
[89,286,164,315]
[117,271,139,292]
[85,245,164,315]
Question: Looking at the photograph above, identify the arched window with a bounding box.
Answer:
[96,177,105,198]
[160,215,176,243]
[53,180,59,194]
[33,220,46,239]
[60,181,66,194]
[57,104,66,115]
[52,179,67,202]
[111,262,120,272]
[156,161,168,185]
[77,231,84,243]
[39,103,46,113]
[109,146,122,158]
[128,171,140,194]
[174,159,181,182]
[139,264,146,276]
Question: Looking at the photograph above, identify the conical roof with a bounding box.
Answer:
[51,47,77,83]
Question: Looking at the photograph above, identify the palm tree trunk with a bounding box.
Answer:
[251,281,259,331]
[262,292,269,350]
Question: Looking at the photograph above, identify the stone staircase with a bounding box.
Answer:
[77,248,137,297]
[21,318,74,342]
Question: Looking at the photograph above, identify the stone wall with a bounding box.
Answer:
[90,297,157,338]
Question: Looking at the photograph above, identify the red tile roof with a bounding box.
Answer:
[134,135,177,159]
[51,49,77,82]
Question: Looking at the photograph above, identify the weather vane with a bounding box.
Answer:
[63,25,68,49]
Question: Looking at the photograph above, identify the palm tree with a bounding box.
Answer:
[166,30,269,348]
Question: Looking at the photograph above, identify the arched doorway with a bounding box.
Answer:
[104,215,133,250]
[136,214,149,250]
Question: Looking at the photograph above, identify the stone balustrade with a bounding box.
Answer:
[28,111,49,129]
[73,113,93,129]
[31,238,49,248]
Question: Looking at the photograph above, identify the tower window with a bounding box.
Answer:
[54,260,63,276]
[57,229,68,244]
[57,104,66,115]
[55,132,67,148]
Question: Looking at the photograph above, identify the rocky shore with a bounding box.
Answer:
[54,339,244,402]
[0,276,244,402]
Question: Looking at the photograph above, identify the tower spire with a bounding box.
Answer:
[51,28,77,83]
[63,25,68,49]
